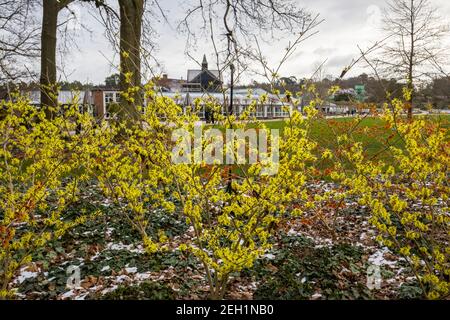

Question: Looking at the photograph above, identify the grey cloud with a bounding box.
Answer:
[327,54,355,69]
[313,47,335,55]
[64,0,450,83]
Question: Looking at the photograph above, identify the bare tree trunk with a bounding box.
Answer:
[40,0,74,118]
[40,0,59,117]
[407,74,414,120]
[407,0,415,121]
[118,0,144,121]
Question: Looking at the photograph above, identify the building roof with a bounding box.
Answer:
[187,69,221,82]
[91,86,120,91]
[152,88,284,105]
[22,90,88,105]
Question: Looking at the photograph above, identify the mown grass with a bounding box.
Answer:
[208,114,449,173]
[250,114,450,164]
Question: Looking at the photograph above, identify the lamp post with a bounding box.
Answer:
[229,63,235,116]
[226,63,235,194]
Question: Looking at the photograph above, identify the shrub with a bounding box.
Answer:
[335,98,449,299]
[164,101,320,299]
[0,97,100,298]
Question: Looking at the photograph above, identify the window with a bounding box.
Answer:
[105,92,115,104]
[104,92,119,119]
[274,106,282,117]
[198,105,205,119]
[256,105,264,118]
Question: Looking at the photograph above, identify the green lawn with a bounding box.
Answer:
[258,115,449,161]
[213,114,448,172]
[262,117,398,160]
[208,114,449,171]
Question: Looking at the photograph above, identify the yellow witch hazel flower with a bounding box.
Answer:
[321,149,333,160]
[338,97,450,299]
[0,96,102,297]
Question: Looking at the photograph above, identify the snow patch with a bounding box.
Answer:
[15,271,39,284]
[105,242,145,254]
[368,248,397,267]
[135,272,152,281]
[61,289,76,299]
[101,266,110,272]
[125,267,137,274]
[262,253,276,260]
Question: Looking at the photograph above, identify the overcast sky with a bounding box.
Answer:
[61,0,450,85]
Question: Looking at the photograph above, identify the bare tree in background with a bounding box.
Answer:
[40,0,114,113]
[179,0,321,88]
[0,0,40,85]
[40,0,76,114]
[178,0,320,205]
[377,0,448,119]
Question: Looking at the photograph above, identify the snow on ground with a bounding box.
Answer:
[368,247,398,267]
